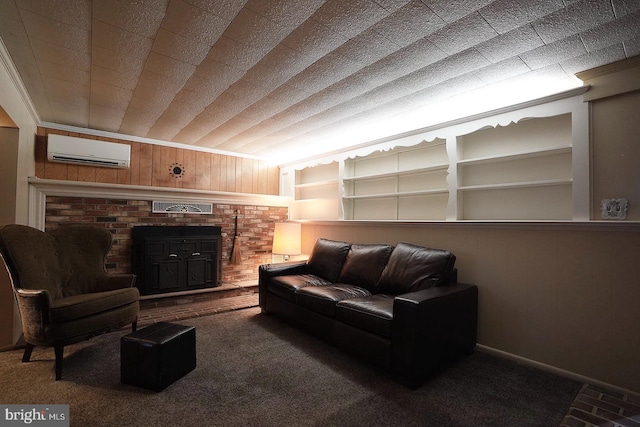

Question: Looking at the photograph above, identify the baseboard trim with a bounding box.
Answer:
[476,344,640,398]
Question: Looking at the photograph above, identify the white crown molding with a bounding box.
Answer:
[28,177,292,230]
[576,55,640,81]
[0,38,40,125]
[577,56,640,102]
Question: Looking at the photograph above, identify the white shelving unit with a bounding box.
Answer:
[289,162,340,220]
[282,89,590,222]
[343,139,448,220]
[455,114,574,220]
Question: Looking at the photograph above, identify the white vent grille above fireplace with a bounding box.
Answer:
[152,201,213,214]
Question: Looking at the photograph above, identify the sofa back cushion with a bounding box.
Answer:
[306,238,351,282]
[337,243,393,291]
[375,242,456,295]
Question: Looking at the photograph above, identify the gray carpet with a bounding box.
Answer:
[0,307,580,426]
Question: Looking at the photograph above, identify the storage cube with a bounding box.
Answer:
[121,322,196,391]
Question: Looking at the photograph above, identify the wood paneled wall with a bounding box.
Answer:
[35,128,279,195]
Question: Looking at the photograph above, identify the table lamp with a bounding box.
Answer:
[272,222,301,261]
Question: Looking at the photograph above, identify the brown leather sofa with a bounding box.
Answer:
[259,238,478,388]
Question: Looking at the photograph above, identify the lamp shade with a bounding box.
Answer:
[272,222,301,256]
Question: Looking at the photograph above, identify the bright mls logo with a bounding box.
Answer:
[0,405,68,426]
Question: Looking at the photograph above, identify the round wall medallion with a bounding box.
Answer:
[169,163,185,178]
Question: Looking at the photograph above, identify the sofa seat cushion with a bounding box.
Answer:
[48,287,139,323]
[268,274,332,302]
[295,284,371,317]
[335,294,394,338]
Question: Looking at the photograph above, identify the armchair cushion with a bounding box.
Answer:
[48,287,140,323]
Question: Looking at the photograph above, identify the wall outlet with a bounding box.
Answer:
[600,198,628,220]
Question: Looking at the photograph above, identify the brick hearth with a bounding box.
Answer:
[137,282,259,327]
[560,384,640,427]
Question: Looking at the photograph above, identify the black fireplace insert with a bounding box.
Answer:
[132,226,222,296]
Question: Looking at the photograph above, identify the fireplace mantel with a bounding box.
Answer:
[28,177,292,230]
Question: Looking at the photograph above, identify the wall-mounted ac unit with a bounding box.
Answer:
[47,134,131,169]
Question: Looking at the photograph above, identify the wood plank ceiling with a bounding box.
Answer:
[1,0,639,163]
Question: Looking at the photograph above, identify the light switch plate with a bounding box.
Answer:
[600,198,628,220]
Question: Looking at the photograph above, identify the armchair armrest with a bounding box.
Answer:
[391,283,478,387]
[14,288,52,344]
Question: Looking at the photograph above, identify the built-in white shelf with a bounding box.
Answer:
[458,178,573,191]
[457,146,572,166]
[454,113,574,220]
[344,188,449,199]
[342,164,448,181]
[281,89,589,222]
[290,162,341,220]
[294,179,339,188]
[342,139,449,220]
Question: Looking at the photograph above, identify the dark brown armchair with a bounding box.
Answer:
[0,224,139,380]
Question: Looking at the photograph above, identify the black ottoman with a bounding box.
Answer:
[121,322,196,391]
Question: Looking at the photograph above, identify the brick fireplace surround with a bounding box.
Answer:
[44,196,288,285]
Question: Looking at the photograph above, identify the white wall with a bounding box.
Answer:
[300,221,640,395]
[0,42,37,225]
[0,41,39,348]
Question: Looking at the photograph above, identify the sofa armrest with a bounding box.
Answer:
[391,283,478,387]
[258,261,309,310]
[258,261,309,280]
